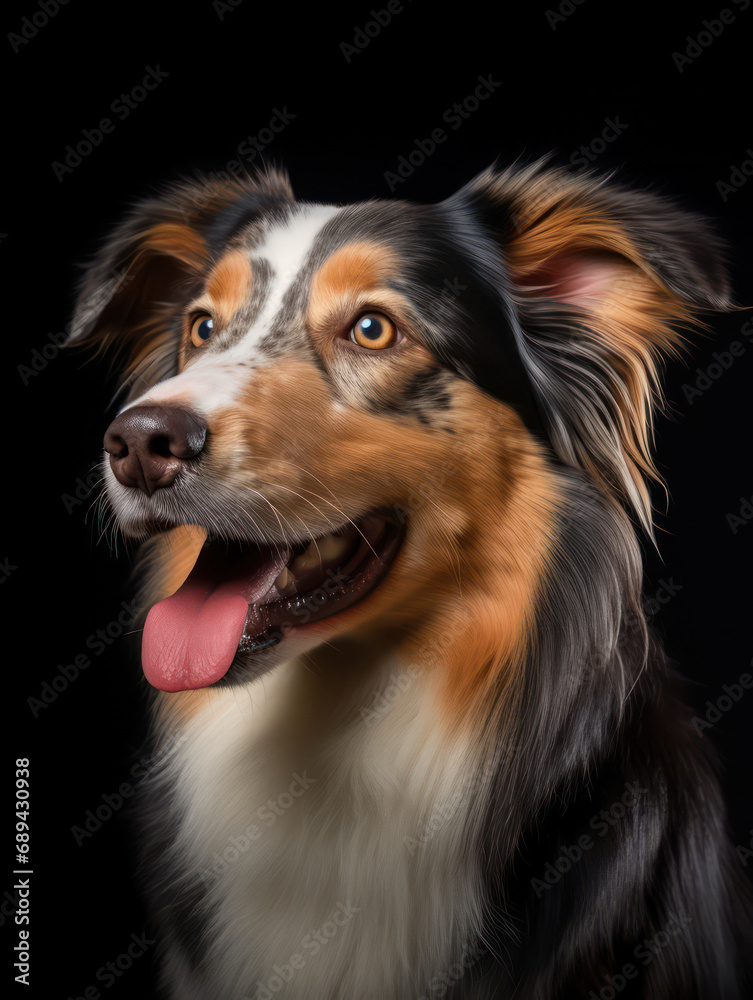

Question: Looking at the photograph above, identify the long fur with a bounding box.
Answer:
[71,161,752,999]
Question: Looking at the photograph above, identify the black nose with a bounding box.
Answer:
[104,405,207,496]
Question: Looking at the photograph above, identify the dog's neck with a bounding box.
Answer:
[153,644,490,1000]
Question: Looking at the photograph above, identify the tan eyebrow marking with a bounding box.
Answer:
[308,242,399,330]
[202,250,253,326]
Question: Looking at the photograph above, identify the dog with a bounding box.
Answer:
[71,162,753,999]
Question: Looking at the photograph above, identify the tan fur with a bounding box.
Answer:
[203,250,254,327]
[397,393,559,720]
[307,242,399,332]
[138,221,210,273]
[488,167,700,532]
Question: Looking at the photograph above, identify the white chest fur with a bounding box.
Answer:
[156,658,487,1000]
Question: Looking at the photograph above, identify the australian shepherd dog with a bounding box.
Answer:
[71,162,752,998]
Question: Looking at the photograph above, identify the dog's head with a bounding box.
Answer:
[71,163,728,700]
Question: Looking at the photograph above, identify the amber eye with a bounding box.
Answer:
[349,313,400,350]
[190,314,215,347]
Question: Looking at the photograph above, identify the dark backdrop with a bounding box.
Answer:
[5,2,753,996]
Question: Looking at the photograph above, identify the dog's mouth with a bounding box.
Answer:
[141,509,405,691]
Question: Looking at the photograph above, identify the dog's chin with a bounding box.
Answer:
[138,507,407,692]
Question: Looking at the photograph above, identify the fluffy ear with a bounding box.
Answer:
[447,162,733,535]
[69,167,295,394]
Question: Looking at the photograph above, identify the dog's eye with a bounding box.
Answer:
[350,313,401,350]
[190,314,215,347]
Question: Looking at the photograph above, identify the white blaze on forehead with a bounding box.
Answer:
[246,202,341,342]
[122,203,340,418]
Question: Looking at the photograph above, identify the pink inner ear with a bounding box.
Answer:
[524,251,620,306]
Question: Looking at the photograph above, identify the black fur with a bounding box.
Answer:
[475,468,753,998]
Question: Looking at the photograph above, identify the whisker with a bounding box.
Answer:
[254,456,350,509]
[84,477,107,525]
[253,480,380,563]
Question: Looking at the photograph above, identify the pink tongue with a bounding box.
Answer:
[142,544,287,692]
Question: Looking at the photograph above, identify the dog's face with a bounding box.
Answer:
[72,165,728,700]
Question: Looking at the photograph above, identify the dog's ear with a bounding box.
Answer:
[447,162,733,535]
[68,167,295,393]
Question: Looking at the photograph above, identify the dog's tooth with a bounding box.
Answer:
[288,532,350,577]
[316,533,351,564]
[290,540,322,576]
[274,566,295,591]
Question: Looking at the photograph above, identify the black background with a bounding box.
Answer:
[4,1,753,996]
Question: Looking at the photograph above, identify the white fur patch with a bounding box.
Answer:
[155,656,487,999]
[247,203,341,343]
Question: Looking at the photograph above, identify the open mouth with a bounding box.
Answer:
[141,509,405,691]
